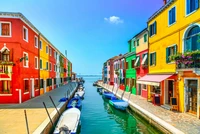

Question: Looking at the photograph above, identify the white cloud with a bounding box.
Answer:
[104,16,123,24]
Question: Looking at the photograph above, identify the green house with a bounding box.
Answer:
[124,38,137,94]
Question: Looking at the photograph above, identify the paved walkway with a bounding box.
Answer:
[98,83,200,134]
[0,82,77,134]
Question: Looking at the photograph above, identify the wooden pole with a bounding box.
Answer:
[43,102,54,127]
[49,96,61,116]
[24,110,30,134]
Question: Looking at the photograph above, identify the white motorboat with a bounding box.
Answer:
[53,108,81,134]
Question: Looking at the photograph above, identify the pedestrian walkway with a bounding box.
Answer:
[98,83,200,134]
[0,82,77,134]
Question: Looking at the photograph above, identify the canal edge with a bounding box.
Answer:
[33,83,78,134]
[98,83,184,134]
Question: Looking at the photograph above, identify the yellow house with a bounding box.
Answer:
[40,36,50,94]
[145,0,200,118]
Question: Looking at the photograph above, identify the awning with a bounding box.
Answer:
[0,74,10,81]
[141,54,147,65]
[134,56,139,66]
[137,74,173,86]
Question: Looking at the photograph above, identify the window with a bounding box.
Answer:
[49,62,52,71]
[149,21,157,37]
[40,59,42,69]
[134,56,140,67]
[34,36,38,48]
[46,62,48,70]
[126,62,128,69]
[23,52,29,67]
[166,45,177,63]
[186,0,199,15]
[24,79,29,92]
[23,26,28,42]
[142,53,148,65]
[0,22,11,36]
[122,60,124,69]
[0,81,11,94]
[56,65,57,72]
[40,79,44,88]
[144,34,147,42]
[184,26,200,52]
[150,52,156,66]
[143,84,147,90]
[137,39,139,46]
[2,49,10,61]
[54,51,56,59]
[40,41,42,50]
[35,79,39,89]
[49,48,52,56]
[35,57,38,69]
[54,78,56,84]
[54,64,56,72]
[169,7,176,25]
[46,46,48,54]
[133,41,136,47]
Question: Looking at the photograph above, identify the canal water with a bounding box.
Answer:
[79,76,162,134]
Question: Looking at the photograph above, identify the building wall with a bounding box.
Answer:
[49,45,56,89]
[135,31,148,53]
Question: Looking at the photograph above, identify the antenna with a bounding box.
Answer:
[65,50,67,58]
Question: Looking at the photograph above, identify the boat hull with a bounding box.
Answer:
[109,99,129,111]
[67,97,82,109]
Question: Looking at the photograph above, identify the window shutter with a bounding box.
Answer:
[150,53,152,65]
[172,7,176,23]
[154,52,156,65]
[149,26,151,36]
[166,47,169,63]
[169,10,172,25]
[9,48,13,61]
[154,21,157,34]
[174,45,177,54]
[138,56,140,66]
[187,0,190,14]
[195,0,199,9]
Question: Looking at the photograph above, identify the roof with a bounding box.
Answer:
[148,0,175,23]
[128,28,147,42]
[0,12,69,60]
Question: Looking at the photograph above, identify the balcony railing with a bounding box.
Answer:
[0,61,14,65]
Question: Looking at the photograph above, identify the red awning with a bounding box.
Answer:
[0,74,10,78]
[137,74,173,86]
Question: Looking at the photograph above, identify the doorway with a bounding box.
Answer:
[165,80,174,104]
[185,79,198,114]
[30,79,34,98]
[44,80,46,93]
[138,84,141,95]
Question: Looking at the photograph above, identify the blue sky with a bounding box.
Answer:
[1,0,163,75]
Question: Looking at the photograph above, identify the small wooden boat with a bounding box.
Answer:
[109,97,129,111]
[53,108,81,134]
[74,91,85,99]
[103,91,115,99]
[67,96,82,109]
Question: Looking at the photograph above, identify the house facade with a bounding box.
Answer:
[0,12,72,103]
[125,39,136,94]
[134,28,149,98]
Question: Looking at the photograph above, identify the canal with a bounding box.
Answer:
[79,76,162,134]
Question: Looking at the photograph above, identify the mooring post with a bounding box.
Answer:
[43,102,54,127]
[112,86,115,92]
[24,110,30,134]
[49,96,61,116]
[115,87,119,96]
[128,92,132,102]
[121,90,125,100]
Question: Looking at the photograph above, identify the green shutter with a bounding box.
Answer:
[166,47,169,63]
[150,53,152,66]
[154,52,156,65]
[154,21,157,34]
[174,45,177,54]
[138,56,140,66]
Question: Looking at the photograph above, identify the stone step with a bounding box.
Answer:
[161,104,171,110]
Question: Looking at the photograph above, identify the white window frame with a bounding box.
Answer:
[150,51,156,66]
[168,6,176,27]
[49,62,52,71]
[23,52,29,68]
[40,40,42,50]
[185,0,199,17]
[35,56,38,69]
[34,36,38,48]
[23,78,29,94]
[23,26,28,42]
[0,21,12,37]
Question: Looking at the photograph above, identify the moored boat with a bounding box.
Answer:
[74,91,85,99]
[67,96,82,109]
[103,91,115,99]
[109,98,129,111]
[53,108,81,134]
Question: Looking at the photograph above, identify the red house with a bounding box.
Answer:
[0,12,40,103]
[49,45,56,90]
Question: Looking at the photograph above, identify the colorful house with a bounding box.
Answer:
[0,12,73,103]
[133,28,149,98]
[124,39,136,94]
[49,44,56,90]
[103,62,107,83]
[107,56,119,85]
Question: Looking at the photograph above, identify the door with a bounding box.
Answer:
[30,79,34,98]
[138,84,141,95]
[185,80,198,114]
[168,80,174,104]
[44,80,46,93]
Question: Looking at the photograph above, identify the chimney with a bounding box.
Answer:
[163,0,167,5]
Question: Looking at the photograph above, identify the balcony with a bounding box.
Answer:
[171,51,200,75]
